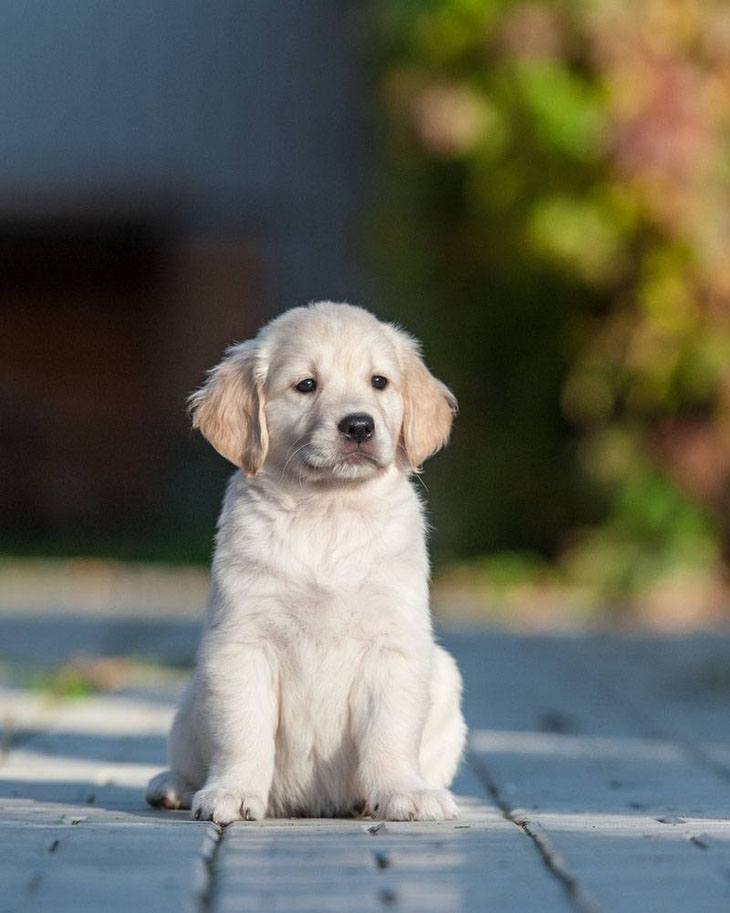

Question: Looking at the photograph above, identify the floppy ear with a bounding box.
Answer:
[188,340,268,474]
[392,328,458,471]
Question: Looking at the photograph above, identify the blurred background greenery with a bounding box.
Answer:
[370,0,730,628]
[2,0,730,629]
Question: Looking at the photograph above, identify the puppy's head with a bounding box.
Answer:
[190,302,457,482]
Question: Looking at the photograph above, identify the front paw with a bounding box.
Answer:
[366,785,459,821]
[192,784,266,825]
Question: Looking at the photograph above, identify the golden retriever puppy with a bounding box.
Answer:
[146,302,466,822]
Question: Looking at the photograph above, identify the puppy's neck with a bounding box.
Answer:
[241,463,407,508]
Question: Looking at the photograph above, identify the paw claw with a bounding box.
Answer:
[192,785,266,825]
[366,786,459,822]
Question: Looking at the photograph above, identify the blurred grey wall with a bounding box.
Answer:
[0,1,372,557]
[0,0,370,304]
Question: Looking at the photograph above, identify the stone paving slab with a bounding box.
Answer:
[459,629,730,913]
[2,622,730,912]
[2,812,207,913]
[216,798,569,913]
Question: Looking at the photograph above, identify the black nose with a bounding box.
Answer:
[338,412,375,443]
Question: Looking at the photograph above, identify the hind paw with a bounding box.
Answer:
[146,770,194,810]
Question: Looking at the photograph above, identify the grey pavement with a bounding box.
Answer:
[2,606,730,912]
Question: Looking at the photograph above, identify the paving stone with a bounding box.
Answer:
[3,623,730,912]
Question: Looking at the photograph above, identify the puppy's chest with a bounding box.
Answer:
[258,503,409,582]
[269,568,391,645]
[222,487,427,646]
[256,512,419,641]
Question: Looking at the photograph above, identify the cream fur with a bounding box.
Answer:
[146,302,466,823]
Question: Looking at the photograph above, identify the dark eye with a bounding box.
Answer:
[295,378,317,394]
[371,375,388,390]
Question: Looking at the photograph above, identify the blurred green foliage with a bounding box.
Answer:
[373,0,730,621]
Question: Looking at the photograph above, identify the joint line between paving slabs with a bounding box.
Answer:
[467,751,601,913]
[194,823,225,913]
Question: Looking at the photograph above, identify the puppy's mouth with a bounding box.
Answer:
[301,444,384,474]
[339,450,379,466]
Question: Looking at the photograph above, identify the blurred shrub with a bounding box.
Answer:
[373,0,730,621]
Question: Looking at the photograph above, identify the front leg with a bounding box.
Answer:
[193,643,276,825]
[351,645,458,821]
